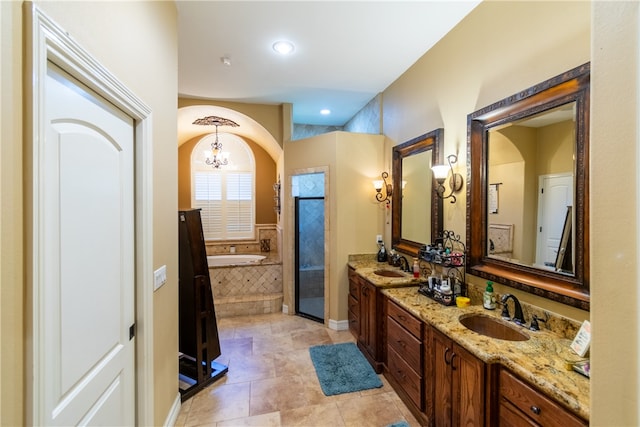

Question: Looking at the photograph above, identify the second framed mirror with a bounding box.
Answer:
[392,128,443,256]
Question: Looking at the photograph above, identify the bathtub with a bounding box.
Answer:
[207,254,282,318]
[207,254,266,267]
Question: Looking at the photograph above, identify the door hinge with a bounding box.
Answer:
[129,323,136,340]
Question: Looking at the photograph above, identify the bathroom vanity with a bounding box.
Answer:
[347,262,423,373]
[347,259,589,426]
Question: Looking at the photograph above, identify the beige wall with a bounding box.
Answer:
[284,132,384,322]
[382,1,590,319]
[591,2,639,425]
[0,1,179,425]
[1,3,25,425]
[380,0,639,424]
[178,134,278,224]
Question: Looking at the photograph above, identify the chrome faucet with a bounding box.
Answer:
[501,294,526,326]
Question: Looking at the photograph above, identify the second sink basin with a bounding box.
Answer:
[459,314,529,341]
[373,269,406,278]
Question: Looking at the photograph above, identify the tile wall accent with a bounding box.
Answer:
[205,225,280,256]
[210,263,283,318]
[205,224,283,317]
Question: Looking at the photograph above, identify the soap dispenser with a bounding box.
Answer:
[377,241,387,262]
[483,281,496,310]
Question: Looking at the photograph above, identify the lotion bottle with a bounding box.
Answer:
[412,258,420,278]
[483,281,496,310]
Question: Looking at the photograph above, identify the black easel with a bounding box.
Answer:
[178,209,227,400]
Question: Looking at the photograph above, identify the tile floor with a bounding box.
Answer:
[175,312,420,427]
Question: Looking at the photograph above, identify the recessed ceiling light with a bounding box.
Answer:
[272,40,295,55]
[320,109,331,115]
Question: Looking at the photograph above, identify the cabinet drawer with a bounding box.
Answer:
[348,293,359,318]
[500,369,587,427]
[387,317,421,373]
[348,277,360,299]
[388,346,423,410]
[387,300,422,339]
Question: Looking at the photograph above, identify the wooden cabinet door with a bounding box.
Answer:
[347,269,361,337]
[431,328,485,427]
[360,280,377,357]
[451,343,485,426]
[432,328,453,427]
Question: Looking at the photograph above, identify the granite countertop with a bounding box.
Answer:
[348,256,589,421]
[382,286,589,421]
[348,258,425,287]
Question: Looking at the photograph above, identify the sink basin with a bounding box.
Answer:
[459,314,529,341]
[373,269,406,278]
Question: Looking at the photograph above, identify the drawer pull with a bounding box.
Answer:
[530,406,541,415]
[450,353,457,371]
[396,339,407,348]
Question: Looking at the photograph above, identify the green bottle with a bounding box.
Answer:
[483,281,496,310]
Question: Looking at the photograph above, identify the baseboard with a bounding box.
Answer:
[163,392,182,426]
[328,319,349,331]
[282,304,289,314]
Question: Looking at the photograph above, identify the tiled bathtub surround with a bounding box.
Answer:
[211,263,283,318]
[207,225,283,317]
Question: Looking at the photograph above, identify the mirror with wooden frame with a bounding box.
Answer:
[467,63,590,310]
[392,129,443,256]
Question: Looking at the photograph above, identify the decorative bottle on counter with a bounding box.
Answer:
[377,242,387,262]
[440,281,453,305]
[483,281,496,310]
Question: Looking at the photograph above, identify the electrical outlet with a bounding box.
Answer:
[376,234,383,244]
[154,265,167,291]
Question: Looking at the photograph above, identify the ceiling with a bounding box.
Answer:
[177,1,481,127]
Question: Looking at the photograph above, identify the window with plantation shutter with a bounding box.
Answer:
[191,132,255,240]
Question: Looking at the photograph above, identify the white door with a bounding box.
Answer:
[535,173,573,269]
[42,62,135,425]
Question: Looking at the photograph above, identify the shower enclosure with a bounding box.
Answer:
[293,173,325,322]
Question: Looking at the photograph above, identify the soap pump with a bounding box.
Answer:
[377,241,388,262]
[483,281,496,310]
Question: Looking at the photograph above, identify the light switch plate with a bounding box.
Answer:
[154,265,167,291]
[376,234,383,244]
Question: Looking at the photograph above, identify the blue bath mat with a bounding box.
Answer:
[386,422,410,427]
[309,342,382,396]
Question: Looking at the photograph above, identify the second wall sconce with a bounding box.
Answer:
[431,154,464,204]
[373,172,393,204]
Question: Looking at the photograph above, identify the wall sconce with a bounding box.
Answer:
[373,172,393,204]
[431,154,464,204]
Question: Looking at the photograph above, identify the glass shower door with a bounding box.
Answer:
[295,196,325,322]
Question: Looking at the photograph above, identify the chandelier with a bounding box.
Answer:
[192,115,240,169]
